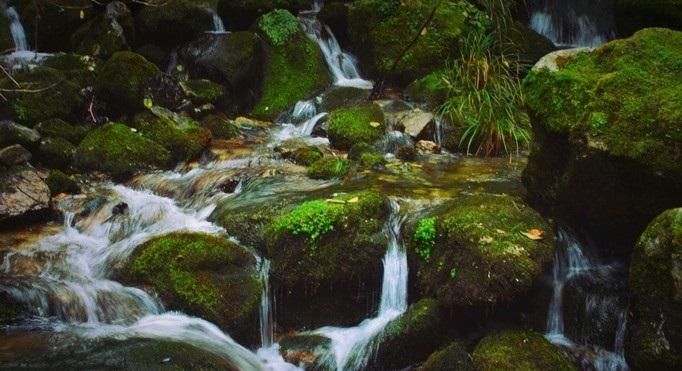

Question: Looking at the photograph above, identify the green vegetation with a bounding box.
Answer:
[306,157,347,179]
[414,217,436,262]
[327,104,385,150]
[257,9,300,46]
[37,137,76,169]
[34,119,88,145]
[359,152,386,168]
[473,330,576,370]
[422,341,473,371]
[275,199,344,242]
[180,80,225,104]
[96,52,161,115]
[130,111,212,162]
[46,170,80,196]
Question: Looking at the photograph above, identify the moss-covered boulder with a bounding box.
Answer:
[405,70,449,109]
[473,330,576,371]
[135,0,213,49]
[410,193,556,311]
[348,0,487,84]
[0,121,41,146]
[42,53,97,87]
[421,340,474,371]
[70,3,134,59]
[306,156,347,179]
[75,123,171,178]
[200,113,240,139]
[251,9,331,119]
[130,111,212,162]
[522,28,682,258]
[217,0,311,31]
[320,87,371,112]
[46,170,80,196]
[626,208,682,369]
[37,137,76,169]
[122,232,261,343]
[180,79,224,105]
[96,51,162,115]
[614,0,682,37]
[34,119,88,145]
[327,104,385,150]
[0,67,83,125]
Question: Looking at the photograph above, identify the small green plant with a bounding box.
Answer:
[258,9,300,47]
[275,200,344,242]
[415,217,436,262]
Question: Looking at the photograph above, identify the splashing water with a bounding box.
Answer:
[3,5,28,51]
[528,0,614,47]
[206,6,227,33]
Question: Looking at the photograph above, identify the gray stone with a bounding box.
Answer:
[0,121,41,147]
[0,145,32,166]
[400,110,434,139]
[0,166,50,221]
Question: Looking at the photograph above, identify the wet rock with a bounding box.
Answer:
[395,146,417,162]
[70,1,133,59]
[111,202,128,217]
[135,0,213,49]
[46,170,80,196]
[626,208,682,369]
[279,334,332,369]
[0,166,50,222]
[0,144,32,167]
[473,330,577,370]
[400,110,434,139]
[180,79,224,105]
[320,87,370,112]
[416,140,441,155]
[0,121,41,146]
[200,113,240,139]
[219,178,242,194]
[34,119,88,145]
[276,140,324,166]
[142,74,186,111]
[129,111,212,162]
[327,103,385,150]
[421,340,474,371]
[37,137,76,169]
[96,51,162,115]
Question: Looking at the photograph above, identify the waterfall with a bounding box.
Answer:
[258,258,274,348]
[292,99,318,122]
[206,6,227,33]
[3,5,28,51]
[545,228,629,371]
[528,0,614,47]
[315,198,408,371]
[299,1,373,89]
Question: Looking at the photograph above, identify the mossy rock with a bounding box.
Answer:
[395,146,417,162]
[42,53,97,87]
[320,87,371,112]
[46,170,80,196]
[122,232,262,343]
[276,142,324,166]
[0,67,83,125]
[405,70,450,109]
[135,0,213,49]
[348,0,487,84]
[347,142,376,161]
[16,0,94,53]
[473,330,576,371]
[626,208,682,369]
[359,151,386,168]
[251,10,331,119]
[217,0,311,31]
[365,298,444,370]
[96,51,162,116]
[130,111,212,162]
[34,119,88,145]
[0,121,41,146]
[37,137,76,169]
[200,113,240,139]
[614,0,682,37]
[71,8,133,59]
[327,104,385,150]
[410,193,556,310]
[75,122,171,179]
[180,80,224,105]
[522,28,682,257]
[279,334,332,369]
[421,340,474,371]
[306,156,347,179]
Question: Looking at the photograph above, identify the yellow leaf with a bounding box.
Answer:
[520,229,544,240]
[369,121,381,128]
[80,10,85,19]
[347,197,359,203]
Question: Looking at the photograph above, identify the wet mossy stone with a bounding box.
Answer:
[135,0,213,49]
[411,193,556,310]
[395,145,417,162]
[320,87,371,112]
[306,156,347,179]
[0,67,83,125]
[251,10,331,119]
[217,0,311,31]
[348,0,487,84]
[522,28,682,258]
[327,104,385,150]
[34,119,88,145]
[37,137,76,169]
[123,232,262,343]
[473,330,576,371]
[421,340,474,371]
[365,298,444,370]
[46,170,80,196]
[626,208,682,369]
[180,80,224,105]
[42,53,97,87]
[279,334,332,369]
[96,51,162,116]
[75,122,171,179]
[130,111,212,162]
[405,70,449,109]
[71,7,133,60]
[347,142,375,161]
[200,113,240,139]
[0,121,41,146]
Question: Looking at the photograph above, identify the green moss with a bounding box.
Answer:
[200,114,239,139]
[327,104,385,150]
[275,199,344,242]
[422,341,473,371]
[359,152,386,168]
[414,217,436,262]
[71,14,129,59]
[96,51,161,115]
[473,330,576,371]
[252,13,331,119]
[130,111,212,162]
[180,80,225,104]
[42,54,97,86]
[348,142,375,161]
[524,28,682,177]
[257,9,300,46]
[34,119,88,145]
[406,70,449,108]
[395,145,417,161]
[124,232,261,340]
[283,146,324,166]
[46,170,80,196]
[75,122,171,178]
[306,156,347,179]
[37,137,76,169]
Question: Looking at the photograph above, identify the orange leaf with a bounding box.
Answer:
[520,229,544,240]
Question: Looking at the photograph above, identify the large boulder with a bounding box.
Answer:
[217,0,311,31]
[75,122,171,179]
[0,121,41,146]
[96,51,162,116]
[410,193,556,313]
[251,9,331,119]
[522,28,682,258]
[135,0,213,49]
[626,208,682,369]
[473,330,577,370]
[421,340,474,371]
[130,111,212,162]
[0,144,31,167]
[326,103,385,150]
[614,0,682,37]
[70,2,134,59]
[348,0,487,84]
[122,232,262,343]
[0,166,50,222]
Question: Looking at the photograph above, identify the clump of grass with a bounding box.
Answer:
[258,9,300,46]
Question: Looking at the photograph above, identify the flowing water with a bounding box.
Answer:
[528,0,615,47]
[2,4,28,51]
[206,6,227,34]
[546,228,629,371]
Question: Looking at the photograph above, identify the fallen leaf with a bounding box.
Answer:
[369,121,381,128]
[479,236,493,244]
[495,229,506,235]
[520,229,544,240]
[347,197,359,203]
[326,199,346,204]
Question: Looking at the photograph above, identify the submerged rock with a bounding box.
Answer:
[626,208,682,369]
[522,28,682,258]
[122,232,262,343]
[0,166,50,222]
[473,330,576,370]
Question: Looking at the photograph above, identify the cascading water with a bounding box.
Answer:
[299,0,373,89]
[206,6,227,33]
[528,0,615,47]
[546,228,629,371]
[258,258,275,348]
[315,198,408,371]
[2,4,28,51]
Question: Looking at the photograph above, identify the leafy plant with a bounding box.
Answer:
[275,200,344,242]
[415,217,437,262]
[258,9,300,47]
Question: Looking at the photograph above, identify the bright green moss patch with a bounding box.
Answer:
[359,151,385,168]
[473,330,576,371]
[257,9,300,46]
[180,79,225,104]
[275,199,344,242]
[327,104,385,150]
[123,232,261,340]
[414,217,436,262]
[130,111,212,162]
[306,156,347,179]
